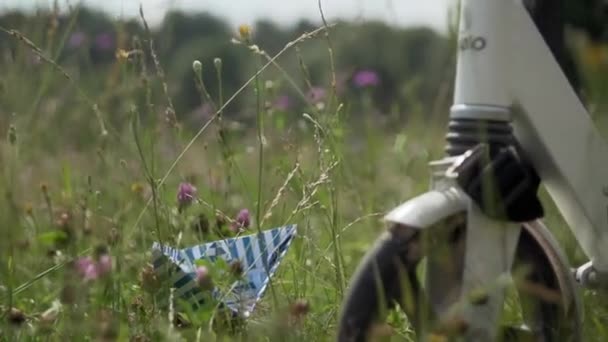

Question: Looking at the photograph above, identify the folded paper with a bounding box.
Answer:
[151,224,297,317]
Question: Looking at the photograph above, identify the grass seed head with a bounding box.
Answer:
[8,307,26,326]
[238,24,251,42]
[140,264,161,293]
[192,60,202,75]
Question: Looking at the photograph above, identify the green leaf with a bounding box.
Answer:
[37,231,68,246]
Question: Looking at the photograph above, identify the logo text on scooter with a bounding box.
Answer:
[459,35,486,51]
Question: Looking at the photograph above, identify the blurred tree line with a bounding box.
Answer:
[0,2,607,141]
[0,8,452,111]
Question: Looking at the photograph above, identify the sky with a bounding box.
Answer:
[1,0,452,33]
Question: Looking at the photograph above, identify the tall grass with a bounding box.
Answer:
[1,3,608,342]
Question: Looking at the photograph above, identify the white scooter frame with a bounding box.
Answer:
[385,0,608,339]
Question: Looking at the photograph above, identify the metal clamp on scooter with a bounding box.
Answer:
[447,143,544,222]
[574,261,608,289]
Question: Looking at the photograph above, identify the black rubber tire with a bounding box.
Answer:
[337,216,580,342]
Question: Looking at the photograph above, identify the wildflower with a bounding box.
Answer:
[238,24,251,41]
[7,307,26,326]
[57,211,70,227]
[352,69,380,88]
[177,182,197,211]
[75,257,97,280]
[75,252,112,281]
[231,209,251,232]
[235,209,251,228]
[131,182,144,195]
[195,265,213,290]
[289,299,310,318]
[273,95,292,111]
[307,87,326,104]
[115,48,130,62]
[68,31,86,48]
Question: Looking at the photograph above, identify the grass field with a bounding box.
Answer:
[1,6,608,341]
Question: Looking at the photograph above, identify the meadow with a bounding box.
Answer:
[1,4,608,341]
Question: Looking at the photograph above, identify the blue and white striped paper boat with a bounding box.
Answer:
[151,224,297,317]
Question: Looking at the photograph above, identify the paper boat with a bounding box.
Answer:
[151,224,297,317]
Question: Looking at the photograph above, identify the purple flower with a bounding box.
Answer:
[177,182,197,210]
[68,31,87,48]
[75,254,112,281]
[352,69,380,88]
[273,95,292,111]
[195,265,213,289]
[231,208,251,232]
[307,87,326,104]
[75,257,96,280]
[94,33,115,51]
